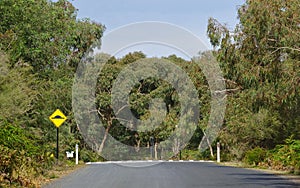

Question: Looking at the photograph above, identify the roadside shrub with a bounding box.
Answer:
[181,150,201,160]
[0,146,37,187]
[79,148,105,162]
[199,149,215,160]
[244,147,266,166]
[269,138,300,173]
[0,122,54,187]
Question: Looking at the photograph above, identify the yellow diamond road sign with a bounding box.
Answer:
[49,109,67,128]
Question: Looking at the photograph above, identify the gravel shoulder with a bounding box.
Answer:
[220,162,300,184]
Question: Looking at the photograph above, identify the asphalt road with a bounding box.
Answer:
[44,161,300,188]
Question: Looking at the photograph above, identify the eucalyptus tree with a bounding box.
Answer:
[207,0,300,158]
[0,0,104,72]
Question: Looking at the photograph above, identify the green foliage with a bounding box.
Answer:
[244,147,267,166]
[93,53,209,157]
[208,0,300,161]
[0,123,38,155]
[0,122,54,187]
[268,138,300,173]
[180,150,202,160]
[0,52,36,121]
[0,0,105,72]
[199,149,215,161]
[1,0,299,186]
[79,148,105,163]
[0,0,105,186]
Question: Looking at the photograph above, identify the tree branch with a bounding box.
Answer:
[271,46,300,54]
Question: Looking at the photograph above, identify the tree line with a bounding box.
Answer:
[208,0,299,172]
[0,0,299,187]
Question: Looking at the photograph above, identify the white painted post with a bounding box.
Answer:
[75,144,79,165]
[217,142,221,163]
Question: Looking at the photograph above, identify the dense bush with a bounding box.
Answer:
[242,138,300,174]
[180,150,202,160]
[0,0,104,186]
[268,138,300,174]
[0,122,54,186]
[244,147,267,166]
[79,148,105,162]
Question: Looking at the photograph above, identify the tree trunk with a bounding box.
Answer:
[207,136,214,157]
[98,127,109,153]
[199,131,214,157]
[135,139,140,152]
[134,133,140,152]
[98,121,111,153]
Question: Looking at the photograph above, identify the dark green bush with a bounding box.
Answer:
[79,148,105,162]
[0,122,54,186]
[244,147,267,166]
[269,138,300,173]
[181,150,201,160]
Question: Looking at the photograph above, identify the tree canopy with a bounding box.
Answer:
[208,0,299,159]
[0,0,299,186]
[0,0,105,186]
[0,0,104,72]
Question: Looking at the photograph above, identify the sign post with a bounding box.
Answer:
[49,109,67,161]
[56,127,59,159]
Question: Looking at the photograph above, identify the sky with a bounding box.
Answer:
[70,0,246,58]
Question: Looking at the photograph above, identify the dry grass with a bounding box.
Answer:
[40,161,86,187]
[0,161,86,188]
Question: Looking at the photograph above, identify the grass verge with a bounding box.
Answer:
[219,161,300,184]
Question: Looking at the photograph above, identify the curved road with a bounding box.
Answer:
[44,161,300,188]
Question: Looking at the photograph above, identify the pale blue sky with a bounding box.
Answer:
[70,0,246,58]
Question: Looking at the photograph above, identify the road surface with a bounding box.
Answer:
[44,161,300,188]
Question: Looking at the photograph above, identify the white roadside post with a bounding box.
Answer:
[75,144,79,165]
[217,142,221,163]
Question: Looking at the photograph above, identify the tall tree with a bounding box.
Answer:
[0,52,36,121]
[0,0,105,72]
[207,0,300,158]
[83,52,209,159]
